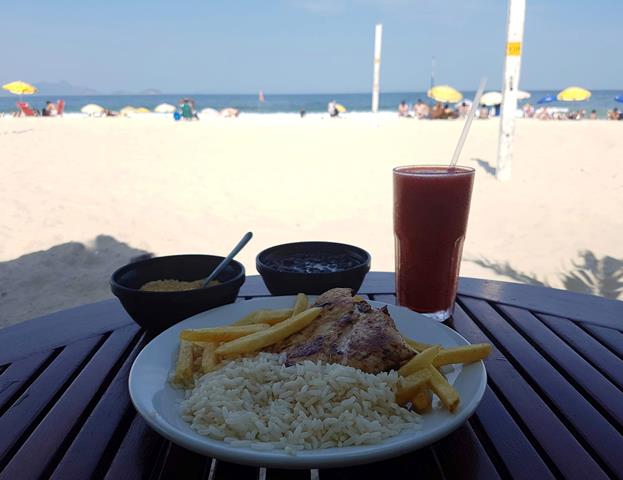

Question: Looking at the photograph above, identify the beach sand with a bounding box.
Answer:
[1,115,622,328]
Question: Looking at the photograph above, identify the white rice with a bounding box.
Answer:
[180,353,420,453]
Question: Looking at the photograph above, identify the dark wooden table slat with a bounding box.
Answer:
[0,325,139,480]
[49,333,147,480]
[581,323,623,357]
[0,300,132,365]
[472,386,556,480]
[152,442,211,480]
[498,305,623,427]
[452,301,608,479]
[104,413,166,480]
[0,335,103,468]
[320,447,443,480]
[0,351,54,413]
[537,313,623,390]
[459,297,623,476]
[432,422,502,480]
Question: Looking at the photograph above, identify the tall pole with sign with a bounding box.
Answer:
[371,24,383,113]
[496,0,526,181]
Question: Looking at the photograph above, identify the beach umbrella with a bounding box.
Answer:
[517,90,531,100]
[480,91,503,106]
[155,103,176,114]
[2,80,37,96]
[537,95,556,105]
[135,107,150,113]
[200,108,220,117]
[81,103,105,115]
[336,103,347,113]
[614,95,623,103]
[557,86,591,102]
[120,106,136,116]
[427,85,462,103]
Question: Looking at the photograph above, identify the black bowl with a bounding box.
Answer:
[111,254,245,332]
[256,241,371,295]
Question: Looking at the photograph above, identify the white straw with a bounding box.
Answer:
[450,77,487,167]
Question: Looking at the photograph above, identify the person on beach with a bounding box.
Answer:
[608,108,621,120]
[42,101,57,117]
[398,101,409,117]
[413,99,430,119]
[522,103,535,118]
[431,102,444,119]
[457,102,469,118]
[443,103,458,119]
[328,100,339,118]
[589,110,598,120]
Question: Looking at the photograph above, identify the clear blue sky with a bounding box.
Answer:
[3,0,621,94]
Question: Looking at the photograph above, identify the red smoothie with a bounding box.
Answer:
[393,165,475,318]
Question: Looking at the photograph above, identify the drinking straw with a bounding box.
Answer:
[450,77,487,168]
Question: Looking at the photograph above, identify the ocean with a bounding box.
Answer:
[1,90,621,117]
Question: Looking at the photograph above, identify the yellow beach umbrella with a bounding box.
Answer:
[120,106,136,116]
[2,80,38,95]
[335,103,347,113]
[557,86,591,102]
[427,85,462,103]
[135,107,150,113]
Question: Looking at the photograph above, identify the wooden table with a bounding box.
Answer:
[1,273,622,480]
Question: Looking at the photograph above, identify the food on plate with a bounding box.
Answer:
[139,278,219,292]
[427,366,461,412]
[262,252,362,273]
[171,288,492,446]
[180,324,270,342]
[215,308,322,358]
[273,288,415,373]
[232,308,294,326]
[397,345,441,377]
[432,344,492,367]
[181,353,421,452]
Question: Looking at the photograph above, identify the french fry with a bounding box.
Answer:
[398,345,441,377]
[428,366,460,412]
[174,339,195,385]
[200,342,220,374]
[292,293,309,316]
[395,369,431,405]
[411,388,433,413]
[180,324,270,342]
[232,308,294,326]
[433,344,492,367]
[403,337,433,353]
[215,307,322,358]
[353,295,366,302]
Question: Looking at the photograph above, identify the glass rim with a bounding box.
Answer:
[393,164,475,176]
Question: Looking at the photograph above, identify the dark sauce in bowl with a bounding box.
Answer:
[264,252,361,274]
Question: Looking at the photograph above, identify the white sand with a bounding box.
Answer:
[1,115,621,327]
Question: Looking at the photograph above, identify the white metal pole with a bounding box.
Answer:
[496,0,526,181]
[371,24,383,113]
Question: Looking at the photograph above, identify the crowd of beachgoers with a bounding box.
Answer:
[3,96,623,121]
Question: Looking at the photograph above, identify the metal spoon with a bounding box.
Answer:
[203,232,253,287]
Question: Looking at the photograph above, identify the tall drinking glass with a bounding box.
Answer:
[393,165,475,321]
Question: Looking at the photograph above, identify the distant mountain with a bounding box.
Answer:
[140,88,162,95]
[34,81,100,96]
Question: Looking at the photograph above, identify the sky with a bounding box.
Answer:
[2,0,621,94]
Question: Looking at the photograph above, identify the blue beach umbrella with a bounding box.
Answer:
[537,95,556,105]
[615,95,623,103]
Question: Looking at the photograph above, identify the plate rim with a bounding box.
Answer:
[129,297,487,469]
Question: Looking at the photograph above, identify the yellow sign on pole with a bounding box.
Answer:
[507,42,522,56]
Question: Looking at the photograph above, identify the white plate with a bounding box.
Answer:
[129,297,487,469]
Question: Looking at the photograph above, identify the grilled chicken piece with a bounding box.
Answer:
[272,288,415,373]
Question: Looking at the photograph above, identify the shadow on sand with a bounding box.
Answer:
[472,158,497,178]
[467,250,623,300]
[0,235,152,329]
